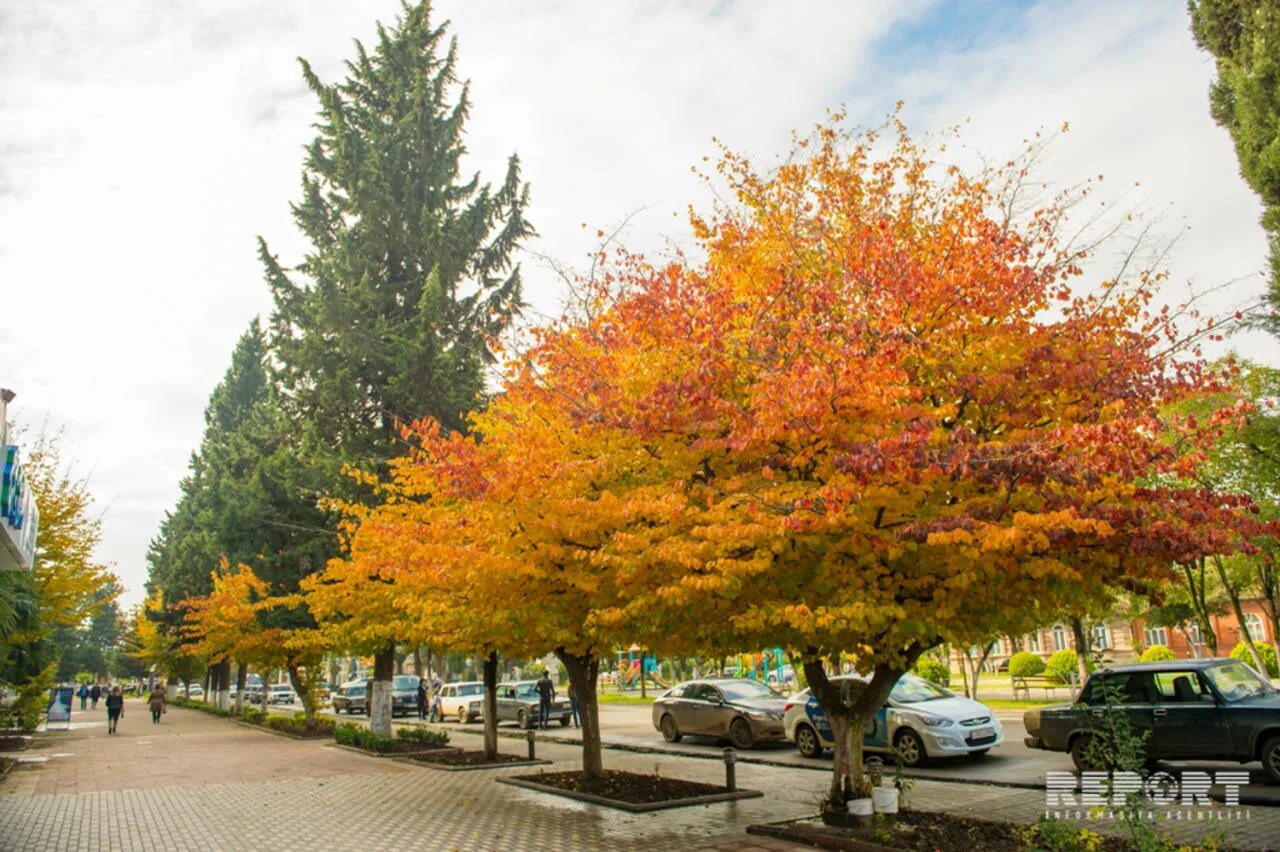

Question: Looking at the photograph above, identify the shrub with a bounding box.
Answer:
[912,657,950,687]
[1045,649,1079,685]
[244,707,264,725]
[1139,644,1177,663]
[335,722,394,751]
[396,726,449,746]
[1229,641,1279,677]
[1008,651,1046,679]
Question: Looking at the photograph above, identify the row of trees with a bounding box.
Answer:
[1,431,129,726]
[143,2,1276,811]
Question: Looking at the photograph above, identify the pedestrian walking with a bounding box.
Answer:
[148,686,166,724]
[77,683,89,710]
[567,680,580,728]
[535,670,555,730]
[416,677,428,720]
[90,683,101,710]
[105,686,124,734]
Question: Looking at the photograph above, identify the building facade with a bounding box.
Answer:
[0,388,39,572]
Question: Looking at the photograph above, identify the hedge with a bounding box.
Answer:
[1139,644,1177,663]
[1008,651,1046,679]
[1229,641,1279,678]
[912,657,950,687]
[1045,649,1079,685]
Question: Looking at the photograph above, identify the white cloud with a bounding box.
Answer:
[0,0,1271,607]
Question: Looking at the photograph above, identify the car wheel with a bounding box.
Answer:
[517,709,529,729]
[459,708,469,724]
[894,729,928,768]
[729,717,755,749]
[1070,734,1095,772]
[660,714,682,743]
[559,716,571,727]
[796,724,824,758]
[1261,735,1280,785]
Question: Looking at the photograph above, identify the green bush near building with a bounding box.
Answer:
[1229,642,1279,677]
[913,657,950,687]
[1008,651,1046,679]
[1045,649,1078,685]
[1139,644,1177,663]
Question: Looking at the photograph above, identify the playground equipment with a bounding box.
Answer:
[614,647,669,690]
[733,648,788,685]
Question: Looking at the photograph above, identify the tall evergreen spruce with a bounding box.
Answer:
[261,2,531,734]
[1190,0,1280,333]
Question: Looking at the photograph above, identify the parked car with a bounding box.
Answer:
[651,678,788,748]
[268,684,296,705]
[186,684,205,699]
[386,675,421,718]
[494,681,573,728]
[332,681,368,714]
[783,672,1001,767]
[434,681,485,723]
[766,665,796,688]
[1024,658,1280,782]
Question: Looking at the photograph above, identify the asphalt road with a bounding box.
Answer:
[291,698,1280,802]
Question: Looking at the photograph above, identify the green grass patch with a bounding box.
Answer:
[980,698,1063,711]
[596,692,656,704]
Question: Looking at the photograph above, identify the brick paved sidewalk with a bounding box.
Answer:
[1,701,1277,850]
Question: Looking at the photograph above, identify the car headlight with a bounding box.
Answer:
[917,714,953,727]
[746,710,767,720]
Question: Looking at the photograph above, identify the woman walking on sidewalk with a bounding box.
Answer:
[105,686,124,734]
[148,686,166,724]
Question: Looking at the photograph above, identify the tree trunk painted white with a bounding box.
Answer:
[369,643,395,737]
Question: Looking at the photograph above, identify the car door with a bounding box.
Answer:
[1149,669,1231,759]
[675,683,714,734]
[440,685,456,715]
[699,685,730,736]
[496,685,515,722]
[1082,672,1157,752]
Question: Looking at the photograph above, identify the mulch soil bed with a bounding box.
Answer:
[336,741,456,757]
[750,811,1131,852]
[499,769,762,812]
[406,749,542,768]
[0,757,15,783]
[0,736,31,752]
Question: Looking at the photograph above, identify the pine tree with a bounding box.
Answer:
[259,1,531,734]
[1190,0,1280,333]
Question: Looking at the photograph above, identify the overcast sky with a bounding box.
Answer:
[1,1,1273,608]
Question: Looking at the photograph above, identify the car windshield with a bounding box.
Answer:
[350,687,365,697]
[515,684,538,699]
[719,680,781,701]
[458,684,483,696]
[890,674,952,704]
[393,676,418,689]
[271,686,289,692]
[1205,661,1275,701]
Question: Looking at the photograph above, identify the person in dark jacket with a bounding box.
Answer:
[105,686,124,734]
[417,678,428,720]
[148,686,166,723]
[534,671,555,730]
[77,683,89,710]
[90,683,101,710]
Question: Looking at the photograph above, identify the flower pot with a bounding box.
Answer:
[846,796,874,826]
[872,786,899,814]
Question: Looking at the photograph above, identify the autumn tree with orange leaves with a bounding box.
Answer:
[337,116,1257,798]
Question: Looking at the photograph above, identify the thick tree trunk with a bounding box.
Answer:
[287,665,315,727]
[482,651,499,760]
[370,642,395,737]
[234,663,247,715]
[413,648,423,678]
[802,652,907,809]
[213,659,231,710]
[1070,617,1091,688]
[259,669,269,714]
[557,648,603,779]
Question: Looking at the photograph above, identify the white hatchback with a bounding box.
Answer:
[783,673,1002,767]
[435,681,485,723]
